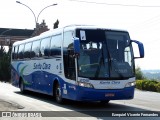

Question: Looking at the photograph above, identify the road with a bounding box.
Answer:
[0,82,159,120]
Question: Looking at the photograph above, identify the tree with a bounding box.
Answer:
[0,45,11,82]
[135,66,144,80]
[0,45,5,57]
[53,19,59,29]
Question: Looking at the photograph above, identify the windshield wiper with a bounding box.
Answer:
[94,48,104,78]
[105,40,112,78]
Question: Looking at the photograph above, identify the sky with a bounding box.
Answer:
[1,0,160,70]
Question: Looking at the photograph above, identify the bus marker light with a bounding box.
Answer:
[105,93,115,97]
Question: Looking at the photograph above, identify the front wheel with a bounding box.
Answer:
[54,83,64,104]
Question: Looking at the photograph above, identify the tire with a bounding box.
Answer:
[20,80,25,94]
[54,83,64,104]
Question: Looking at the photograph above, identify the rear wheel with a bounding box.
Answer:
[20,80,25,94]
[54,83,64,104]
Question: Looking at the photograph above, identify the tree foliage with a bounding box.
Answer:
[135,66,144,80]
[53,19,59,29]
[136,80,160,93]
[0,45,11,82]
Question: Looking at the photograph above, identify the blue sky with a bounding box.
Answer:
[1,0,160,70]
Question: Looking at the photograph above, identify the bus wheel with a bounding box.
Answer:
[20,80,25,94]
[55,83,64,104]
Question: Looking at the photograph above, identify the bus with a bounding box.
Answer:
[11,25,144,104]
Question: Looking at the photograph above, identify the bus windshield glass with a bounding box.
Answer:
[76,29,134,80]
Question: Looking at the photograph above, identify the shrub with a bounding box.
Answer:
[148,82,157,92]
[136,80,143,90]
[141,80,150,90]
[150,80,158,84]
[156,82,160,93]
[136,79,160,93]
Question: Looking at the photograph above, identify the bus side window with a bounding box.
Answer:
[50,34,62,56]
[24,42,32,59]
[31,40,40,58]
[18,44,24,59]
[40,37,51,57]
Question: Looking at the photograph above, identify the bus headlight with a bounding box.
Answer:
[77,82,94,88]
[125,81,136,87]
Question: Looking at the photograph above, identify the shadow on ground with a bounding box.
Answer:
[13,90,160,118]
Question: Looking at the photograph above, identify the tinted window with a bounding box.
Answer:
[24,42,32,59]
[31,40,40,58]
[40,37,51,57]
[18,44,24,59]
[50,34,62,56]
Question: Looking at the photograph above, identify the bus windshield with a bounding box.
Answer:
[76,29,134,80]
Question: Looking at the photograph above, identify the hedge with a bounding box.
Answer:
[156,82,160,92]
[136,79,160,93]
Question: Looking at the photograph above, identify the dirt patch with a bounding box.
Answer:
[0,99,24,111]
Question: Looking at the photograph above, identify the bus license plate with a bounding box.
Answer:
[105,93,115,97]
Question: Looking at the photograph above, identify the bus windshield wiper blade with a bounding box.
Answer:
[94,49,104,78]
[105,40,112,78]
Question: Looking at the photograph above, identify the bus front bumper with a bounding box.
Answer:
[75,86,135,102]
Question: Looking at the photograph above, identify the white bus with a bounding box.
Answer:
[11,25,144,104]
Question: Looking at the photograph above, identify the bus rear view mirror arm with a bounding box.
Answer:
[73,37,80,56]
[131,40,144,59]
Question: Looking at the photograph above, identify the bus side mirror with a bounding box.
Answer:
[73,37,80,56]
[132,40,144,59]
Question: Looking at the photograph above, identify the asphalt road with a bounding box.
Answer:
[0,82,159,120]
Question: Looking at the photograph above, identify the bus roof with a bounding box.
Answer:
[63,24,128,32]
[13,24,129,46]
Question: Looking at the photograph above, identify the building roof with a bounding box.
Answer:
[0,28,34,36]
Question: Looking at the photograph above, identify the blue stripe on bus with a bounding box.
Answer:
[12,67,134,101]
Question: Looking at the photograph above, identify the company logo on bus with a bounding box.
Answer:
[33,63,51,70]
[100,81,120,84]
